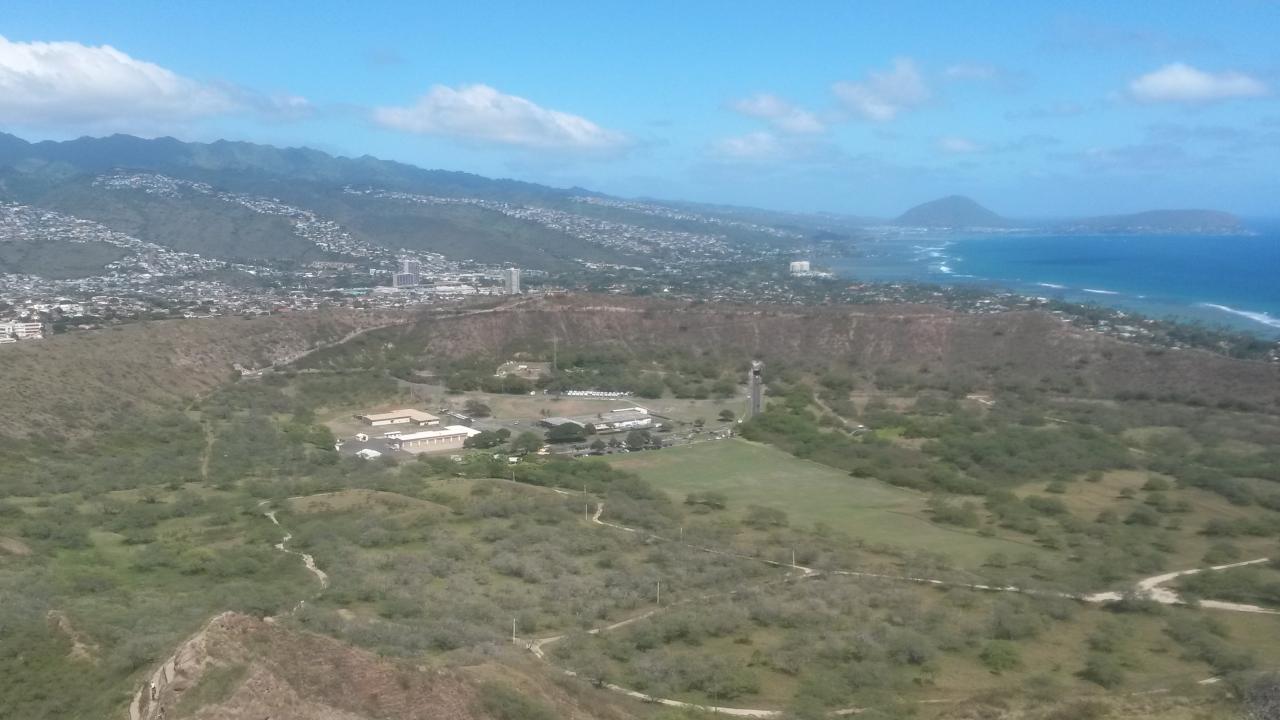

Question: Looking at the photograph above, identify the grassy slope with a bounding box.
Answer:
[607,438,1038,567]
[327,194,632,270]
[0,311,395,437]
[0,238,128,279]
[27,180,320,262]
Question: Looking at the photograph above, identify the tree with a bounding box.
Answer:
[980,640,1021,672]
[718,409,736,422]
[625,429,653,450]
[745,505,788,529]
[1080,653,1125,688]
[589,439,607,452]
[511,431,544,455]
[546,422,587,444]
[464,429,510,449]
[464,399,492,418]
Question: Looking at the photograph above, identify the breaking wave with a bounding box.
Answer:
[1199,303,1280,329]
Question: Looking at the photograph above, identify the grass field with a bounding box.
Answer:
[605,439,1039,568]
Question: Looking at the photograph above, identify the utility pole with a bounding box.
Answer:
[656,580,661,606]
[792,548,796,567]
[512,618,516,644]
[552,336,558,374]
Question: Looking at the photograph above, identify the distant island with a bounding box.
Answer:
[1056,209,1247,235]
[895,195,1246,235]
[894,195,1009,229]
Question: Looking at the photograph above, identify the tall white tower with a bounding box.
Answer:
[503,267,522,294]
[748,360,765,418]
[393,258,421,288]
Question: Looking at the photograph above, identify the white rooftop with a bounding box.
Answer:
[359,409,440,423]
[397,425,482,441]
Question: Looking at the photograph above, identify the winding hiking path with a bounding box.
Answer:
[1081,558,1275,613]
[264,508,330,591]
[128,501,331,720]
[589,501,1275,613]
[514,499,1278,717]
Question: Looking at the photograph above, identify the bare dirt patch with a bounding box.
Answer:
[47,610,99,663]
[0,535,32,556]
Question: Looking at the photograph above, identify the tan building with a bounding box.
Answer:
[390,425,482,453]
[356,409,441,427]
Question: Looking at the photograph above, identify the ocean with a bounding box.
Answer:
[825,226,1280,336]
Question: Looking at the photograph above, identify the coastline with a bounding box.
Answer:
[822,230,1280,337]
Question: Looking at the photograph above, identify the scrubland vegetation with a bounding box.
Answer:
[3,312,1280,720]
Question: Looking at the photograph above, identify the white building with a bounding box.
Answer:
[503,267,522,295]
[393,258,421,288]
[0,322,43,341]
[390,425,482,453]
[788,260,811,275]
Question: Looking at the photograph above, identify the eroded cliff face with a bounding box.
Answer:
[0,310,407,436]
[7,294,1275,441]
[375,296,1279,413]
[128,611,632,720]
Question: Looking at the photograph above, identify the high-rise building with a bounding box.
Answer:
[393,258,421,288]
[748,360,765,417]
[789,260,811,275]
[503,267,522,295]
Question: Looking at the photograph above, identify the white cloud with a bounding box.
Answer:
[710,131,786,162]
[730,93,824,134]
[708,131,847,167]
[374,84,629,152]
[832,58,930,121]
[1129,63,1268,104]
[937,136,983,154]
[944,63,999,81]
[255,93,314,120]
[0,35,239,127]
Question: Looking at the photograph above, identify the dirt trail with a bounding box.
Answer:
[589,502,1276,613]
[198,423,214,482]
[47,610,99,663]
[1083,558,1275,613]
[264,507,330,592]
[128,502,330,720]
[511,500,1279,717]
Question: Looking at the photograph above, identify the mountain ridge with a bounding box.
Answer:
[1059,208,1245,234]
[0,132,575,202]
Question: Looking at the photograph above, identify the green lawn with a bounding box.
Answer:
[607,439,1038,567]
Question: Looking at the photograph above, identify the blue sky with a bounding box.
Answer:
[2,1,1278,217]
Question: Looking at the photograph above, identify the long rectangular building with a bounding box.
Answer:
[356,409,441,427]
[389,425,482,453]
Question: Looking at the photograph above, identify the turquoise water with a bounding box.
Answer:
[827,227,1280,335]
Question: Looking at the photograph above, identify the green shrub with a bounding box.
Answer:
[477,682,557,720]
[1080,654,1125,688]
[980,641,1021,672]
